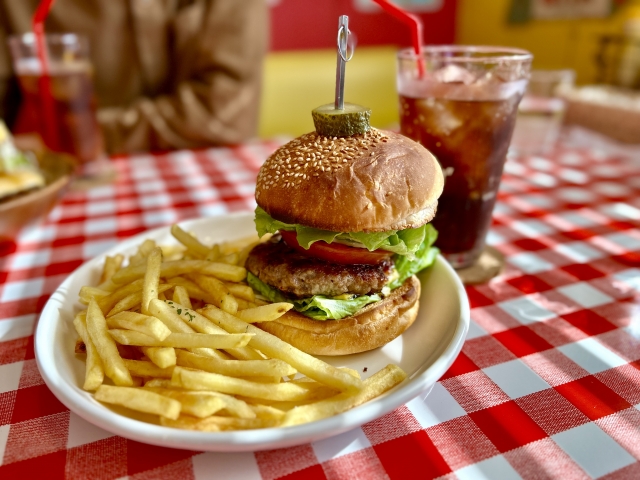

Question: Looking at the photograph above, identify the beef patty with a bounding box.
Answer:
[246,238,393,298]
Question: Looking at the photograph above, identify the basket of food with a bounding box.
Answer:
[0,122,76,240]
[562,85,640,144]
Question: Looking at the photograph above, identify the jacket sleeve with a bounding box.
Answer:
[97,0,269,154]
[0,20,19,127]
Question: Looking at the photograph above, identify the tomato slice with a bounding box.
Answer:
[280,230,392,265]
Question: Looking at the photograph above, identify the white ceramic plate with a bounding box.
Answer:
[35,212,470,452]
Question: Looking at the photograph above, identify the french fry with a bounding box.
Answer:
[236,382,339,409]
[141,247,162,315]
[200,305,363,393]
[129,239,157,266]
[131,377,144,387]
[107,284,173,317]
[166,277,217,305]
[236,298,259,310]
[235,241,260,267]
[220,235,260,254]
[86,299,133,386]
[143,378,175,389]
[151,299,264,361]
[143,379,257,419]
[234,303,293,323]
[124,359,174,378]
[100,254,124,284]
[171,225,211,258]
[106,311,172,341]
[148,298,197,333]
[160,415,277,431]
[97,278,145,314]
[111,260,246,284]
[241,376,282,384]
[339,367,362,379]
[159,244,187,261]
[140,346,176,368]
[219,252,239,265]
[224,283,255,302]
[281,365,407,427]
[146,299,229,360]
[189,273,238,314]
[79,286,110,305]
[95,385,180,419]
[194,391,256,419]
[109,329,254,349]
[172,286,192,309]
[205,244,221,262]
[176,367,318,401]
[175,350,296,378]
[96,279,119,293]
[144,387,226,418]
[249,404,286,421]
[73,311,104,391]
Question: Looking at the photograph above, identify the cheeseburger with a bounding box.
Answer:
[247,119,443,356]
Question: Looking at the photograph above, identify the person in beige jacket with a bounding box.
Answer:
[0,0,269,155]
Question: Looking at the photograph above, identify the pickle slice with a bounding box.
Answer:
[312,103,371,137]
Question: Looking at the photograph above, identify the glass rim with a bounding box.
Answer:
[398,45,533,63]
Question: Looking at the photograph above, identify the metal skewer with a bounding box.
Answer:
[335,15,354,110]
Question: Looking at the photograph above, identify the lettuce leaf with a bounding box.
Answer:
[254,206,435,258]
[255,207,295,237]
[247,272,380,321]
[389,237,439,290]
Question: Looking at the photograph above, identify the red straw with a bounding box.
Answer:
[32,0,58,151]
[372,0,425,77]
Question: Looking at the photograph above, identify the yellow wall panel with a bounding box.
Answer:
[456,0,634,84]
[259,46,399,138]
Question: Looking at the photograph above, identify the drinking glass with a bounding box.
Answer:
[511,69,575,156]
[397,46,532,269]
[8,33,105,174]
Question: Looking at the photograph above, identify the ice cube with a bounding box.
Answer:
[417,98,462,136]
[434,65,476,85]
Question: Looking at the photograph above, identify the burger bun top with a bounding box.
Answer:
[255,129,443,233]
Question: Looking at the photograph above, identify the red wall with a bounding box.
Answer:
[269,0,457,51]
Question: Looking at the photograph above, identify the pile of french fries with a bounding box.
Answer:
[73,224,407,431]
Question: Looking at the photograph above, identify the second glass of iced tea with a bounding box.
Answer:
[8,33,105,174]
[398,46,532,269]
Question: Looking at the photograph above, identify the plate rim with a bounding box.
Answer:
[35,211,470,452]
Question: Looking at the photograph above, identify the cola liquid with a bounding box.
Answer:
[400,93,522,264]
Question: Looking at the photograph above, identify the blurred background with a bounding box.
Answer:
[261,0,640,139]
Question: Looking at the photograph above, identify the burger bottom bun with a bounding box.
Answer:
[256,276,421,356]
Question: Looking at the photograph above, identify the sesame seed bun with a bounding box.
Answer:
[256,275,421,356]
[255,128,444,232]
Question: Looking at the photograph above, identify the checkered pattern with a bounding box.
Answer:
[1,127,640,479]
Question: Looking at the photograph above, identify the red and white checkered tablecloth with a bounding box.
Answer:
[1,127,640,479]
